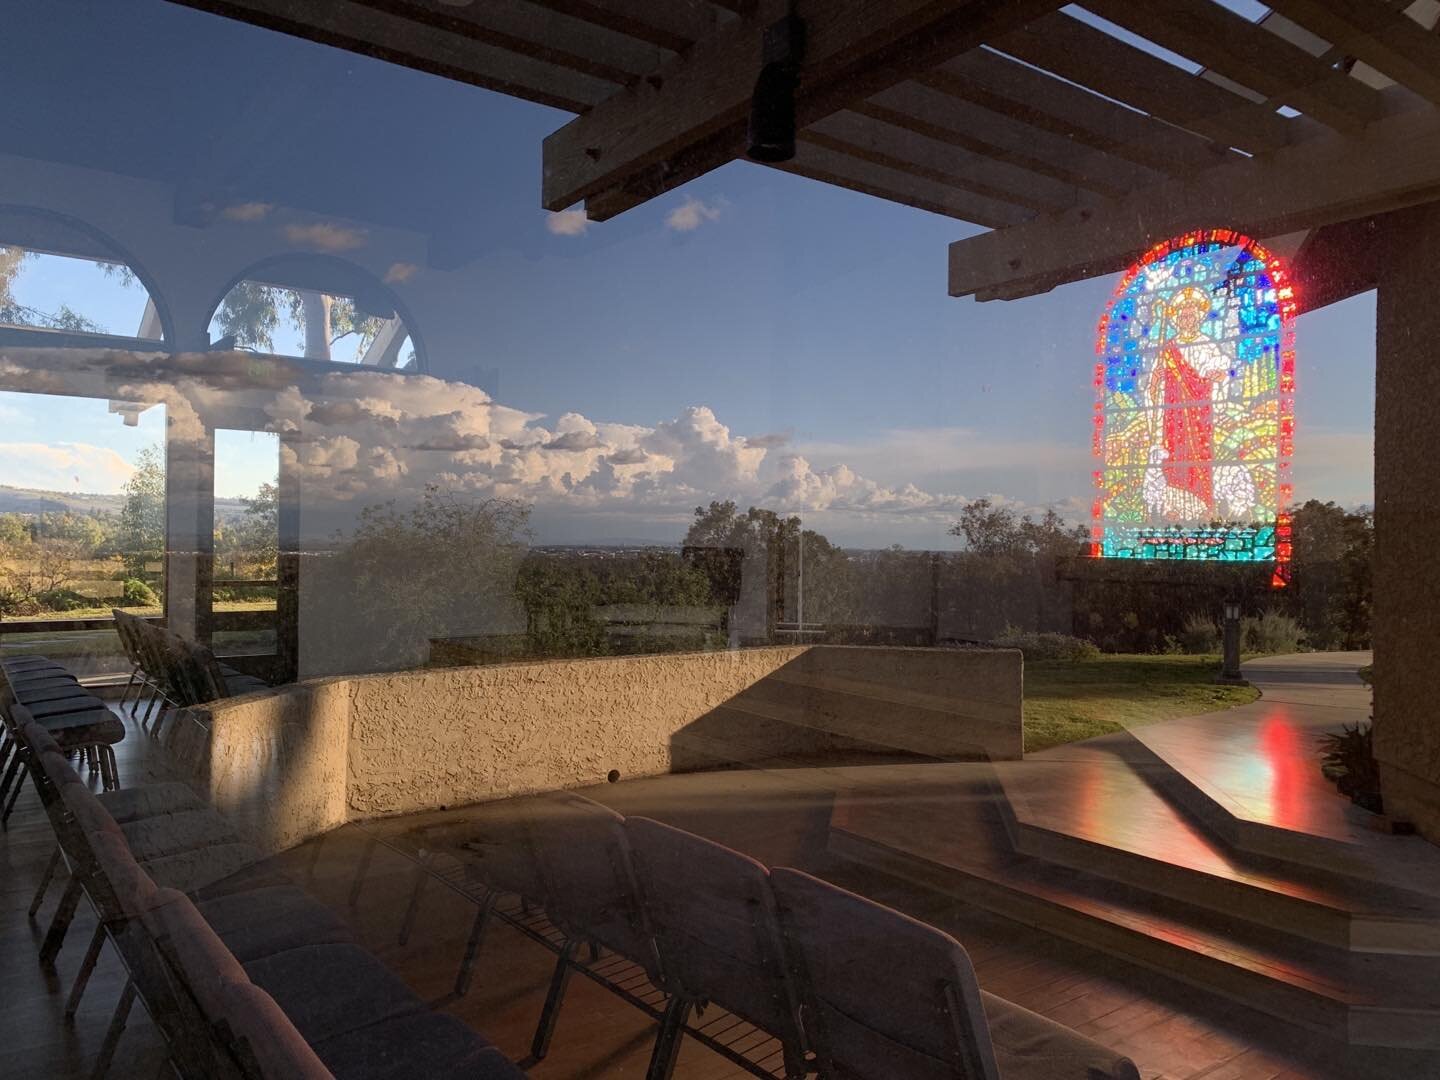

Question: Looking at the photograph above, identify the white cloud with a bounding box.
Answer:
[220,202,273,223]
[546,209,591,237]
[384,262,419,284]
[282,221,368,252]
[665,197,723,232]
[0,442,135,494]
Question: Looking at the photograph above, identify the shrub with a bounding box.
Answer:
[1318,722,1382,812]
[36,587,89,612]
[1178,613,1221,654]
[121,578,159,607]
[992,628,1101,661]
[1242,609,1303,655]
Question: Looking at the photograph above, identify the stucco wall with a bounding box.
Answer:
[1374,205,1440,845]
[187,645,1023,850]
[165,679,350,853]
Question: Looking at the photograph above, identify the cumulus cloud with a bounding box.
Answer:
[221,202,273,222]
[605,447,649,465]
[282,222,368,252]
[384,262,419,284]
[744,431,790,449]
[0,442,135,494]
[665,197,723,232]
[543,431,604,452]
[546,209,591,237]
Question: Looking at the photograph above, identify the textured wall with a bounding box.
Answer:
[165,679,350,853]
[192,645,1024,845]
[1375,206,1440,845]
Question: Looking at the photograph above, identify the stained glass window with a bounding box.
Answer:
[1091,229,1295,587]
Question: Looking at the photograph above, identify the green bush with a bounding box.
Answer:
[1178,613,1221,654]
[1242,609,1303,655]
[121,578,159,607]
[992,628,1101,661]
[36,587,89,612]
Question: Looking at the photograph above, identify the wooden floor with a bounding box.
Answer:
[2,693,1433,1079]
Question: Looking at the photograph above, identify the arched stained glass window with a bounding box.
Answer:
[1091,229,1296,586]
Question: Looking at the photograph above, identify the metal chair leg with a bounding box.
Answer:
[347,829,380,908]
[397,856,431,945]
[0,746,25,804]
[530,939,579,1062]
[99,745,119,791]
[91,979,135,1080]
[645,996,691,1080]
[2,751,29,824]
[29,843,62,917]
[40,875,83,966]
[454,890,497,997]
[65,923,107,1019]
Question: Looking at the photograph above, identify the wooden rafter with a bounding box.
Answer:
[990,12,1297,155]
[917,50,1233,179]
[800,110,1080,215]
[524,0,721,54]
[541,0,1065,218]
[1081,0,1381,133]
[1265,0,1440,107]
[948,91,1440,300]
[171,0,614,113]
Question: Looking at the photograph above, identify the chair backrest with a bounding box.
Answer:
[770,867,1000,1080]
[624,816,801,1047]
[527,793,661,979]
[215,980,333,1079]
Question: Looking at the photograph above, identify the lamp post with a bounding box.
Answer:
[1220,599,1243,683]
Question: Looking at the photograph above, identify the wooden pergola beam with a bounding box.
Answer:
[1265,0,1440,107]
[524,0,722,54]
[948,92,1440,300]
[541,0,1064,218]
[990,12,1297,155]
[171,0,614,113]
[1082,0,1381,134]
[919,50,1233,179]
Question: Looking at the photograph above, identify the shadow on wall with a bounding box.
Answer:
[668,647,1023,773]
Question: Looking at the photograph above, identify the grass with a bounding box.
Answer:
[1023,653,1261,754]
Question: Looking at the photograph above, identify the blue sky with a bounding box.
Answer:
[0,0,1376,546]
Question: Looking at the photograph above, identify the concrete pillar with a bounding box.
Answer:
[1374,201,1440,842]
[164,422,215,645]
[275,434,302,684]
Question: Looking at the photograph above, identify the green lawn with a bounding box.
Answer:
[1023,654,1261,754]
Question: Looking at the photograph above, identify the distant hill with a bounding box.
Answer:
[0,485,253,520]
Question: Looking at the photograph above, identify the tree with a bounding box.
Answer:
[118,444,166,578]
[948,499,1087,558]
[214,282,386,359]
[215,482,279,576]
[0,246,112,333]
[1287,500,1372,649]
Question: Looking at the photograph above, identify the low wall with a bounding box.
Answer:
[178,645,1022,852]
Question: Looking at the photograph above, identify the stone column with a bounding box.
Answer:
[1374,201,1440,842]
[164,422,215,645]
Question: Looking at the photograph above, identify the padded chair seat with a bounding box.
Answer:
[120,808,243,861]
[2,657,66,672]
[198,885,356,963]
[983,992,1141,1080]
[8,676,79,694]
[311,1008,524,1080]
[26,695,108,720]
[242,943,427,1045]
[137,842,268,896]
[100,781,206,824]
[38,709,125,748]
[16,683,97,705]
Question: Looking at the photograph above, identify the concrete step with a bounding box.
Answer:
[991,745,1440,954]
[829,785,1440,1049]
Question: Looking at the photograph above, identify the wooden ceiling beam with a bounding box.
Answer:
[1264,0,1440,107]
[801,110,1081,214]
[350,0,673,88]
[523,0,721,54]
[991,11,1297,154]
[949,90,1440,300]
[169,0,614,113]
[920,50,1233,179]
[771,141,1035,230]
[542,0,1065,218]
[1081,0,1381,134]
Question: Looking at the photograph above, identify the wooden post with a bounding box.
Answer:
[275,434,302,684]
[1373,200,1440,841]
[163,423,215,645]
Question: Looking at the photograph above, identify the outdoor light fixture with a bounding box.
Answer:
[1220,599,1243,682]
[1224,600,1241,622]
[747,13,805,163]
